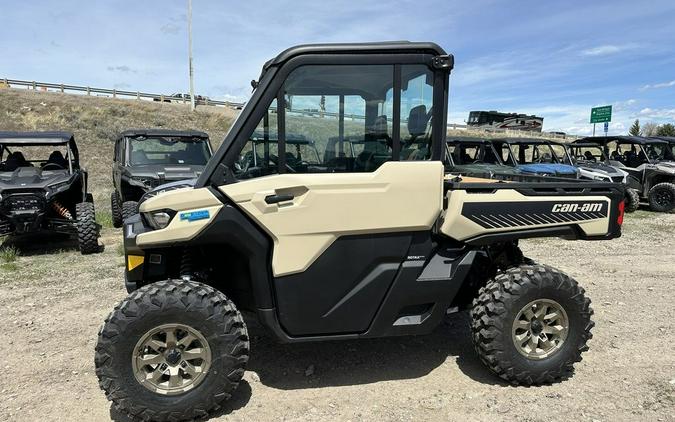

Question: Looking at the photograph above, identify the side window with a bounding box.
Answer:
[400,65,434,161]
[283,64,394,173]
[232,100,281,180]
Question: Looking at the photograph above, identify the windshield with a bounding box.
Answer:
[236,138,321,174]
[0,144,72,173]
[508,143,566,165]
[569,145,606,163]
[127,137,211,166]
[447,142,501,165]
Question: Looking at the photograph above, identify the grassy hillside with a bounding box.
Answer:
[0,88,237,220]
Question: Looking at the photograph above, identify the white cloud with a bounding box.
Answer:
[641,80,675,90]
[637,108,675,119]
[580,44,636,57]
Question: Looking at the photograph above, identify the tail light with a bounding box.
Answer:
[617,200,625,226]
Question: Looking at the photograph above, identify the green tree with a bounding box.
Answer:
[655,123,675,136]
[629,119,641,136]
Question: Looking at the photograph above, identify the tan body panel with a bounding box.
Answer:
[137,188,222,246]
[441,189,611,241]
[221,161,445,276]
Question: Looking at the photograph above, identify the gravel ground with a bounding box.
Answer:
[0,209,673,422]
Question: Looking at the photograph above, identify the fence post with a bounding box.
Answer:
[161,95,165,103]
[32,81,36,90]
[60,84,64,93]
[136,91,140,100]
[113,89,116,98]
[86,86,90,96]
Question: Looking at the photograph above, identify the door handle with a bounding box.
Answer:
[264,193,294,204]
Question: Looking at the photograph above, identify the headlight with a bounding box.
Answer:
[144,210,174,229]
[130,177,155,187]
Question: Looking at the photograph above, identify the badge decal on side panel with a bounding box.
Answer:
[180,210,210,222]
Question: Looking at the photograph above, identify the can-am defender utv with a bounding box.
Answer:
[95,42,624,422]
[575,136,675,212]
[0,131,101,254]
[566,142,638,212]
[111,129,213,226]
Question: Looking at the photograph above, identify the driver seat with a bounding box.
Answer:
[44,151,68,169]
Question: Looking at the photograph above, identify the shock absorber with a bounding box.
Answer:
[52,201,73,219]
[179,248,194,280]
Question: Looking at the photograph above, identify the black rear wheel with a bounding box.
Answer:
[648,183,675,213]
[111,191,123,228]
[95,280,249,422]
[122,201,139,221]
[470,264,593,385]
[76,201,102,254]
[624,188,640,213]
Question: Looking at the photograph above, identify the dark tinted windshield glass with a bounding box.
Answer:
[128,137,210,166]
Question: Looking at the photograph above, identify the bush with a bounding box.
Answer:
[0,246,18,263]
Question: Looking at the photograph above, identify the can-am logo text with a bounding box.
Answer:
[551,203,602,213]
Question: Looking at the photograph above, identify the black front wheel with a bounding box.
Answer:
[76,202,102,254]
[95,280,249,422]
[470,264,593,385]
[111,191,123,228]
[122,200,139,221]
[648,183,675,213]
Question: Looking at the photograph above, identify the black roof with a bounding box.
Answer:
[0,131,74,145]
[446,136,489,144]
[653,136,675,143]
[264,41,449,70]
[568,142,604,147]
[574,136,667,145]
[118,129,209,140]
[491,137,563,145]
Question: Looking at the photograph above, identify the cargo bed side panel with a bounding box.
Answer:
[441,188,614,242]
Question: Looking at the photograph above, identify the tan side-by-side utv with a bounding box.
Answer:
[95,42,625,421]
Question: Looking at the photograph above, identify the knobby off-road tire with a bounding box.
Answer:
[122,200,139,221]
[95,280,249,422]
[111,191,123,228]
[470,264,593,385]
[648,182,675,213]
[75,201,101,254]
[624,188,640,213]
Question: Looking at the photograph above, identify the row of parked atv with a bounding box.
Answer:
[0,129,673,256]
[0,129,213,254]
[445,135,675,213]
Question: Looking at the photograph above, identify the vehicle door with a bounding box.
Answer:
[218,61,447,336]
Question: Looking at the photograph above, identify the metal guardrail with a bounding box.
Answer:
[1,77,245,108]
[1,77,574,140]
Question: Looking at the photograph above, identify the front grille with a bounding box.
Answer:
[2,193,46,213]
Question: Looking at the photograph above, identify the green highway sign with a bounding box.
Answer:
[590,105,612,123]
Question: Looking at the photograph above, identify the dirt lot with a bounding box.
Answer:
[0,209,673,422]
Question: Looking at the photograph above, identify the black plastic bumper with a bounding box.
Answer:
[123,214,148,292]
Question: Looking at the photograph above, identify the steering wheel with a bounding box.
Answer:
[42,163,65,170]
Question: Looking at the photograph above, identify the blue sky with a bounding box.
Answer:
[1,0,674,135]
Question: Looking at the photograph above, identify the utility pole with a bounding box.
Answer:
[188,0,195,111]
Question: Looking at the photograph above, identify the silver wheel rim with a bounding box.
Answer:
[132,323,212,395]
[512,299,569,360]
